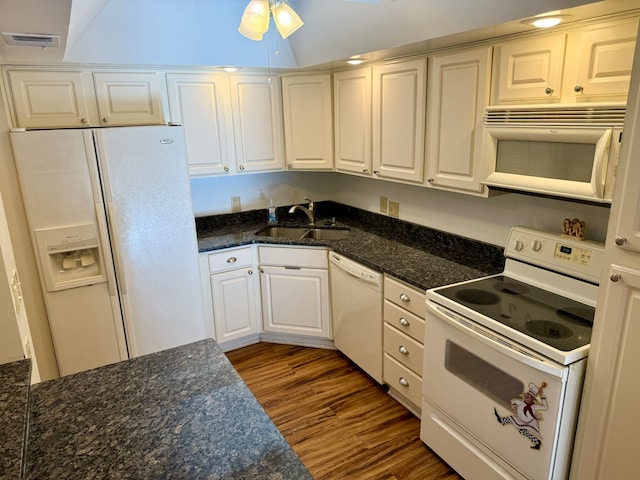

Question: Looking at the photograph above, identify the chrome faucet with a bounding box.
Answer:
[288,197,315,226]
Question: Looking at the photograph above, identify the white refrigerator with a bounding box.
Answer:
[10,126,207,376]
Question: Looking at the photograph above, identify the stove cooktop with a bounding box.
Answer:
[434,275,594,352]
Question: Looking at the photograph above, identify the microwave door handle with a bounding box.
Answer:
[592,129,613,198]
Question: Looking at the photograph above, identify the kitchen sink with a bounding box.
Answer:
[255,226,349,240]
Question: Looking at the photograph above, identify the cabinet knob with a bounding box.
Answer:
[239,165,245,170]
[399,293,410,303]
[574,85,584,93]
[81,118,88,124]
[226,256,237,263]
[223,166,229,172]
[248,269,253,275]
[373,170,379,175]
[362,168,369,174]
[399,317,410,327]
[398,377,409,387]
[614,236,627,246]
[398,346,409,355]
[544,87,554,95]
[427,178,434,183]
[288,164,293,169]
[102,117,109,123]
[610,273,621,282]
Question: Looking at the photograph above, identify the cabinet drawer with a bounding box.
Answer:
[384,276,426,318]
[208,247,252,273]
[384,323,424,376]
[259,246,327,268]
[383,353,423,406]
[384,299,425,342]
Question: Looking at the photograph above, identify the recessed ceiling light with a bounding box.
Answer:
[223,66,238,72]
[347,55,364,65]
[521,14,571,29]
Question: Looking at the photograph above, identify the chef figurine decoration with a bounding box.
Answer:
[562,218,586,240]
[494,382,548,450]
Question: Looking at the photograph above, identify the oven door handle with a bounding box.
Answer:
[428,301,567,379]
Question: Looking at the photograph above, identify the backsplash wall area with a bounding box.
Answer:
[190,172,611,247]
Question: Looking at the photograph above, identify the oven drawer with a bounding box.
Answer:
[384,276,426,318]
[384,323,423,376]
[384,299,425,343]
[384,353,422,406]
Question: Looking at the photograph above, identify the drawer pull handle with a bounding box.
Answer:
[399,317,410,327]
[398,346,409,355]
[398,377,409,387]
[226,257,237,263]
[399,293,410,303]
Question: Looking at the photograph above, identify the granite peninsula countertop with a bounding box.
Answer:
[24,339,312,480]
[197,203,505,291]
[0,359,30,480]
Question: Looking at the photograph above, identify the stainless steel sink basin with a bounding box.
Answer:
[255,226,349,240]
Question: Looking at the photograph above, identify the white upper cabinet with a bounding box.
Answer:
[426,46,492,196]
[166,73,235,176]
[229,74,284,173]
[564,16,639,102]
[7,70,94,128]
[92,72,166,126]
[372,58,427,184]
[333,67,372,176]
[492,34,566,104]
[281,74,333,171]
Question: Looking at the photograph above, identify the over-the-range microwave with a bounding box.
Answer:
[482,105,625,203]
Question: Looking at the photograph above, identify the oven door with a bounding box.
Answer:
[421,301,584,480]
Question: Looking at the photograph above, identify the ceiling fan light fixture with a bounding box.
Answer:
[238,0,303,41]
[271,1,304,39]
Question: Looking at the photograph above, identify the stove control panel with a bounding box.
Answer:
[506,226,605,283]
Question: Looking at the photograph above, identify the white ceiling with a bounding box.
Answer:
[0,0,638,69]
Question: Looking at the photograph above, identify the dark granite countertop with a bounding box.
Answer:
[197,202,505,291]
[25,339,312,480]
[0,359,30,480]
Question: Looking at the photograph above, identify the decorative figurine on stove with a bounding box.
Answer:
[562,218,586,240]
[494,382,548,450]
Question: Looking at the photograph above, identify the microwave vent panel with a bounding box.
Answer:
[485,105,626,127]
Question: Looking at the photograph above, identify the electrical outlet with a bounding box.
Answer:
[388,200,400,218]
[379,196,388,213]
[231,196,241,213]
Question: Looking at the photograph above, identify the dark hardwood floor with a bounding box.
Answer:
[226,342,462,480]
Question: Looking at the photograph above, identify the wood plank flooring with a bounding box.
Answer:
[226,342,462,480]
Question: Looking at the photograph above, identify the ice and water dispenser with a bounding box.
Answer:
[35,224,107,292]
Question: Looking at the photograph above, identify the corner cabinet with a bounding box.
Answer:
[166,73,235,176]
[229,74,285,173]
[372,58,427,184]
[258,246,332,340]
[426,46,492,196]
[281,74,334,171]
[333,67,373,177]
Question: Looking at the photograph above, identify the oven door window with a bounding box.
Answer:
[445,340,524,410]
[496,139,595,181]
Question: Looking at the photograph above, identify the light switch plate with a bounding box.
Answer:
[389,200,400,218]
[231,196,241,213]
[379,196,388,213]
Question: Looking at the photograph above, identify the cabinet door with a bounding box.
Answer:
[229,75,284,173]
[493,34,566,103]
[372,58,426,184]
[260,265,331,338]
[426,46,492,195]
[568,17,639,101]
[282,74,333,171]
[166,73,235,176]
[7,70,93,128]
[93,72,165,126]
[210,268,259,344]
[334,67,372,176]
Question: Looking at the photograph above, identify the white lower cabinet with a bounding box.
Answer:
[383,275,426,417]
[206,246,260,350]
[259,246,332,340]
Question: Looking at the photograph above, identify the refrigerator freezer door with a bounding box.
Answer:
[94,126,207,357]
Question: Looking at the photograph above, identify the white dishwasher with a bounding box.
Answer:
[329,252,383,383]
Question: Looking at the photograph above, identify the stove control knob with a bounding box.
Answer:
[514,240,524,251]
[531,240,542,252]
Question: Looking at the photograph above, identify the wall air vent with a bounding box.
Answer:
[485,104,627,127]
[2,32,60,48]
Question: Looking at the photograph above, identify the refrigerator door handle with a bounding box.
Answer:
[95,203,118,297]
[106,201,127,295]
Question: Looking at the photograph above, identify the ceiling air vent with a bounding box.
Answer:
[2,32,60,48]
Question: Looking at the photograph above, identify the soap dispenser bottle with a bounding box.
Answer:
[268,199,278,225]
